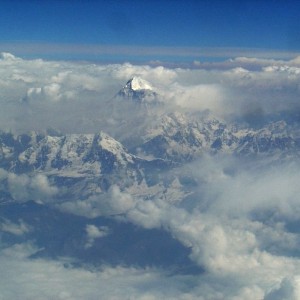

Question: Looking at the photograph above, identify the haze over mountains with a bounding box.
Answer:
[1,53,300,299]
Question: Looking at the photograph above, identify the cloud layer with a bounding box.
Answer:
[1,52,300,135]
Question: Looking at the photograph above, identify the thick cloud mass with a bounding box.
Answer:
[1,53,300,299]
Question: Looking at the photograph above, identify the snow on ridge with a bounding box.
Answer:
[98,132,133,164]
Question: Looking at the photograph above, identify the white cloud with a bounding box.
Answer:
[0,168,8,180]
[164,83,226,115]
[264,277,300,300]
[85,224,109,248]
[2,239,298,300]
[0,52,19,61]
[0,242,204,300]
[7,173,30,201]
[0,219,31,236]
[3,172,58,202]
[108,185,136,214]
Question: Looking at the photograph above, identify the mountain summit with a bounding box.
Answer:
[125,76,153,91]
[117,76,158,104]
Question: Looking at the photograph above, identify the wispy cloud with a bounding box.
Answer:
[1,42,300,61]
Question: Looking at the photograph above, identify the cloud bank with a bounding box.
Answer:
[1,52,300,136]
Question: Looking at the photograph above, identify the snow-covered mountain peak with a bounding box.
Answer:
[96,131,134,164]
[117,77,159,105]
[125,76,153,91]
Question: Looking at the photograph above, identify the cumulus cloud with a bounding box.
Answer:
[1,170,58,202]
[85,224,109,248]
[58,185,136,218]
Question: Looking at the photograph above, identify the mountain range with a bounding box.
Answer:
[1,76,299,206]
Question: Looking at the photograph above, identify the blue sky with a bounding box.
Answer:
[1,0,300,61]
